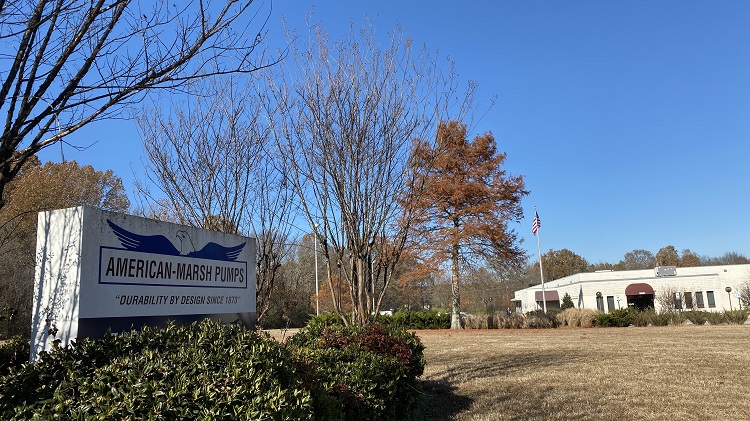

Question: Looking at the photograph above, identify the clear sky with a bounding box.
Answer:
[39,1,750,265]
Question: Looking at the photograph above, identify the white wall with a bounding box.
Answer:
[513,265,749,313]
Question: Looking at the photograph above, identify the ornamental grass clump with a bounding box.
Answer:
[555,308,598,327]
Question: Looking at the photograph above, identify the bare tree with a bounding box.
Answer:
[700,251,750,266]
[739,279,750,308]
[252,157,296,326]
[138,73,294,326]
[0,0,276,210]
[655,285,682,312]
[138,75,262,229]
[267,21,471,325]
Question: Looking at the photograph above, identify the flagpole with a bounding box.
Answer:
[532,207,546,314]
[536,228,547,314]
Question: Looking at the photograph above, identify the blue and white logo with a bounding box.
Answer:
[107,219,245,261]
[99,220,248,289]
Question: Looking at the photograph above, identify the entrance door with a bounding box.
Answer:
[625,283,655,311]
[627,294,655,311]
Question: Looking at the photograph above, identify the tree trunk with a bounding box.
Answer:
[451,242,462,329]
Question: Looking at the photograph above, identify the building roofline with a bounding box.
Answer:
[516,263,750,293]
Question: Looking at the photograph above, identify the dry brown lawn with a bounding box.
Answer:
[416,325,750,420]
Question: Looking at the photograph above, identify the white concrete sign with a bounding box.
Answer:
[31,206,256,361]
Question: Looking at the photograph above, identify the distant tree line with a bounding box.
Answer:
[524,247,750,286]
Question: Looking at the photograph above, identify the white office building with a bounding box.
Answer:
[512,264,749,313]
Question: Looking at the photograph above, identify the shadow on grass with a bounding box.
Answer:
[419,378,473,421]
[419,349,588,420]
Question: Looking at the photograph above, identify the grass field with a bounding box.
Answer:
[416,325,750,420]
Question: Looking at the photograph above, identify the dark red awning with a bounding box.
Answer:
[625,283,655,296]
[535,290,559,301]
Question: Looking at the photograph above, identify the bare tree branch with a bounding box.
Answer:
[137,72,295,326]
[266,20,470,325]
[0,0,279,209]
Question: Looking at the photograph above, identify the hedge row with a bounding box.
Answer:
[308,310,450,330]
[595,308,750,327]
[0,319,424,420]
[377,310,450,330]
[462,307,749,329]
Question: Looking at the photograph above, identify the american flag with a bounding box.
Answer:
[532,211,541,235]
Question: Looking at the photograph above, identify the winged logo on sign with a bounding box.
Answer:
[107,220,245,262]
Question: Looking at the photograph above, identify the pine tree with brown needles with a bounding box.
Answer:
[409,121,528,329]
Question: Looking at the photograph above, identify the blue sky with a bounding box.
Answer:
[39,1,750,265]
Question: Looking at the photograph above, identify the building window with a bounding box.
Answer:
[674,292,682,310]
[707,291,716,308]
[596,296,605,312]
[684,292,693,310]
[606,296,616,312]
[695,291,704,309]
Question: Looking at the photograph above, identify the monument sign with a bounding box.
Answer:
[31,206,256,361]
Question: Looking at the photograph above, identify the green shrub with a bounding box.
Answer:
[705,311,726,325]
[0,336,29,377]
[309,310,450,331]
[595,308,634,327]
[684,310,709,325]
[287,322,425,420]
[723,309,750,325]
[666,311,687,326]
[631,308,685,326]
[631,308,654,327]
[560,293,575,310]
[0,320,313,420]
[463,311,563,329]
[307,312,347,329]
[385,310,450,330]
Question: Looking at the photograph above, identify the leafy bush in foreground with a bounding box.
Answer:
[287,322,425,420]
[0,336,29,377]
[1,319,425,420]
[0,321,312,420]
